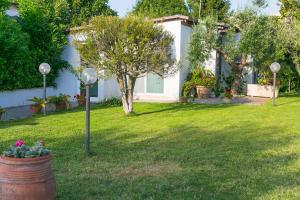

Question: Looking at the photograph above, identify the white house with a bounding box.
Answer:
[0,6,254,108]
[65,15,222,103]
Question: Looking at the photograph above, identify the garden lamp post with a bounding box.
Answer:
[81,68,98,154]
[270,62,281,106]
[39,63,51,115]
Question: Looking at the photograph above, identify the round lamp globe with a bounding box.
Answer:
[39,63,51,75]
[270,62,281,73]
[82,68,98,85]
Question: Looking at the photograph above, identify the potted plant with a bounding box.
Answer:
[222,73,235,99]
[74,94,86,106]
[0,107,5,120]
[48,94,70,110]
[28,97,45,114]
[0,140,55,199]
[191,67,216,99]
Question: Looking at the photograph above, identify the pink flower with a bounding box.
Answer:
[15,140,25,147]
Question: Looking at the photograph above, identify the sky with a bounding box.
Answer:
[108,0,280,17]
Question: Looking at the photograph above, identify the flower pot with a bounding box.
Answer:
[55,102,67,110]
[0,155,56,200]
[196,86,212,99]
[30,105,42,114]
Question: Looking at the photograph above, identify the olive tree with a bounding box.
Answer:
[189,10,279,92]
[73,16,176,114]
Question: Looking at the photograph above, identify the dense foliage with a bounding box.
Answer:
[73,16,176,114]
[0,0,116,91]
[188,8,300,93]
[54,0,117,27]
[0,0,9,11]
[187,0,230,21]
[0,1,68,91]
[279,0,300,20]
[131,0,189,18]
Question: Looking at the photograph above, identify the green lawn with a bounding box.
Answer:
[1,95,300,199]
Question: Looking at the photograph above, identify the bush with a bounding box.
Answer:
[100,97,122,106]
[181,81,196,98]
[0,14,31,91]
[0,1,69,91]
[191,67,216,88]
[48,94,70,107]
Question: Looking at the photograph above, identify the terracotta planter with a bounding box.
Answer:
[55,102,67,110]
[30,105,42,114]
[196,86,212,99]
[0,155,56,200]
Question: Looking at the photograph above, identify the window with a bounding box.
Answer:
[146,73,164,94]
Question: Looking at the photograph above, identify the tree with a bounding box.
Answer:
[0,0,9,11]
[189,9,279,92]
[131,0,189,18]
[55,0,117,27]
[0,13,31,90]
[187,0,231,21]
[73,16,176,114]
[279,0,300,20]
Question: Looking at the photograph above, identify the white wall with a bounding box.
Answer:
[0,87,58,108]
[179,24,193,96]
[134,20,188,101]
[59,35,81,97]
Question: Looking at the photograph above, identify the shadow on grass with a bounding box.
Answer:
[134,103,238,117]
[49,121,299,199]
[276,94,300,106]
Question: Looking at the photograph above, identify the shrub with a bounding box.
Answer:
[191,67,216,88]
[100,97,122,106]
[0,1,69,91]
[48,94,70,109]
[28,97,46,108]
[2,140,51,158]
[181,81,196,98]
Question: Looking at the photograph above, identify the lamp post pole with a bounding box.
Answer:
[270,62,281,107]
[81,68,98,155]
[85,84,91,154]
[43,74,47,115]
[272,72,276,106]
[39,63,51,115]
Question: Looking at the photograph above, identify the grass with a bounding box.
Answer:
[1,95,300,199]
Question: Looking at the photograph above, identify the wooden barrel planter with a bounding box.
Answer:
[0,155,56,200]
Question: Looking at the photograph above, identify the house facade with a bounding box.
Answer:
[0,8,255,108]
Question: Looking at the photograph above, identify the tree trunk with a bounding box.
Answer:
[116,74,136,115]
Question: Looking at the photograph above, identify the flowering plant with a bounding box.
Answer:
[2,140,51,158]
[74,94,86,106]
